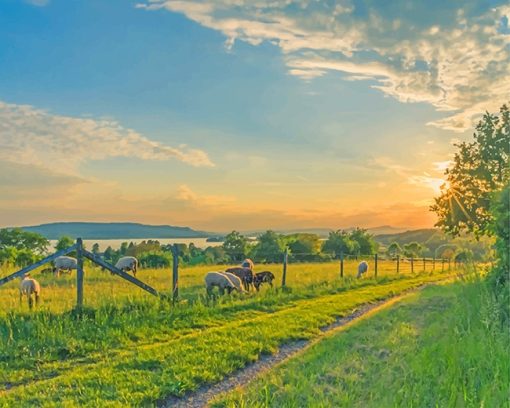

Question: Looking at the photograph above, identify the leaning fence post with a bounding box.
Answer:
[374,253,378,278]
[172,244,179,303]
[282,247,288,287]
[76,238,84,308]
[411,257,414,274]
[340,251,344,278]
[397,255,400,274]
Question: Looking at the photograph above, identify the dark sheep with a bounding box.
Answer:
[225,267,255,291]
[253,271,275,291]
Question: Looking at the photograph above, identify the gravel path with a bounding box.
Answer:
[161,286,426,408]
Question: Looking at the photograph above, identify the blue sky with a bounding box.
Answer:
[0,0,508,231]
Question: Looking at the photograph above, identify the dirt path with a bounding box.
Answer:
[161,286,427,408]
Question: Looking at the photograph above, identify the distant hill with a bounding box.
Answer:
[374,229,440,246]
[242,225,408,238]
[20,222,210,240]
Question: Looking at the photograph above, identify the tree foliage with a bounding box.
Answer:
[432,104,510,237]
[0,228,49,254]
[251,231,284,263]
[222,231,248,262]
[55,236,75,251]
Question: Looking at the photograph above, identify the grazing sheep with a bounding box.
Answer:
[115,256,138,276]
[241,258,254,271]
[53,256,77,277]
[253,271,275,291]
[222,272,246,293]
[205,271,238,296]
[19,274,40,309]
[357,261,369,278]
[225,267,255,291]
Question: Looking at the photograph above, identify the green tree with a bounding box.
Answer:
[322,230,354,258]
[55,236,75,251]
[287,233,321,261]
[119,242,128,255]
[0,228,49,254]
[92,243,101,255]
[103,246,117,263]
[403,242,425,258]
[432,104,509,237]
[487,185,509,292]
[349,228,377,255]
[222,231,248,262]
[251,230,284,263]
[387,242,402,258]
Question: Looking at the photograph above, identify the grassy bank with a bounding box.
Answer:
[215,277,509,407]
[0,270,452,406]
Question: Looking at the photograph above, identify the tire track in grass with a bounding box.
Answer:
[162,280,451,408]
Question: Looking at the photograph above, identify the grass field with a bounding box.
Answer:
[0,259,457,406]
[215,277,509,408]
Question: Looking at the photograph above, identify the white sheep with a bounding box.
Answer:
[115,256,138,276]
[205,271,241,296]
[19,274,41,309]
[222,272,246,293]
[53,256,77,277]
[357,261,369,278]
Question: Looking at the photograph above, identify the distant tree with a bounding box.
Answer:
[92,243,101,255]
[387,242,402,258]
[103,246,116,263]
[403,242,425,258]
[251,230,285,263]
[286,233,321,261]
[349,228,378,255]
[432,104,509,237]
[0,246,18,265]
[0,228,49,254]
[203,246,228,264]
[119,242,128,255]
[15,249,40,267]
[322,230,354,258]
[55,236,75,251]
[138,251,172,268]
[222,231,248,262]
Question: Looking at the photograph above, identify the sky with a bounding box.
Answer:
[0,0,509,232]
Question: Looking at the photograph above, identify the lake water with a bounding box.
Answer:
[49,238,223,251]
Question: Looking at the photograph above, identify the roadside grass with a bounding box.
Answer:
[215,276,509,408]
[0,270,453,406]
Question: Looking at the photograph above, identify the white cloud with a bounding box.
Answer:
[0,101,214,173]
[138,0,510,132]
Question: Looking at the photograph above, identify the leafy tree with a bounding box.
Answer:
[487,185,509,292]
[119,242,128,255]
[287,233,321,261]
[138,251,172,268]
[92,243,101,255]
[103,246,116,263]
[0,228,49,254]
[15,249,40,267]
[432,104,509,237]
[349,228,377,255]
[387,242,402,258]
[403,241,425,258]
[322,230,354,258]
[55,236,75,251]
[222,231,248,262]
[251,230,284,263]
[0,246,18,265]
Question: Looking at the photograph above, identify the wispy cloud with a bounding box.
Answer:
[138,1,510,132]
[0,101,214,172]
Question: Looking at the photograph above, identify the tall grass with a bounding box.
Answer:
[215,273,509,407]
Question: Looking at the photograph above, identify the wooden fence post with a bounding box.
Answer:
[396,255,400,274]
[172,244,179,303]
[282,247,288,287]
[433,256,436,271]
[442,258,445,272]
[423,257,426,272]
[374,253,378,278]
[411,257,414,274]
[340,251,344,278]
[76,238,84,309]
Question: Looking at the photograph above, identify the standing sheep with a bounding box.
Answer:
[205,271,239,296]
[19,274,41,309]
[253,271,275,291]
[225,267,254,291]
[222,272,246,293]
[357,261,369,278]
[53,256,77,277]
[115,256,138,276]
